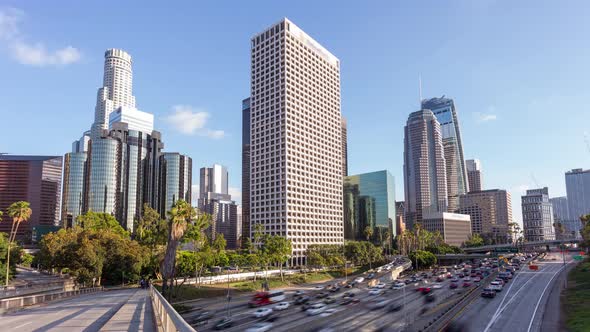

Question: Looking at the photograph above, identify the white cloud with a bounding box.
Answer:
[0,8,81,67]
[474,111,498,123]
[229,186,242,205]
[11,42,81,66]
[164,105,225,139]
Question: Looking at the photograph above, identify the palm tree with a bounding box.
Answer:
[364,226,374,242]
[161,200,195,300]
[5,201,32,285]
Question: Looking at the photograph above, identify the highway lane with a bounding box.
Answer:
[454,252,572,332]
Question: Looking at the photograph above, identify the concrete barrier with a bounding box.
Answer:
[149,284,195,332]
[0,287,103,313]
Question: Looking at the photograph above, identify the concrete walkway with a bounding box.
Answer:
[0,288,155,331]
[101,289,154,331]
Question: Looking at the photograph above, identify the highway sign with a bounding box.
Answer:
[574,255,584,261]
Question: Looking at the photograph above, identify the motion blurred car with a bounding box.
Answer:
[473,277,481,283]
[342,291,355,298]
[306,303,326,316]
[450,282,458,289]
[294,290,306,297]
[252,308,273,318]
[369,299,391,310]
[424,293,435,303]
[374,283,387,289]
[316,292,328,299]
[214,317,234,330]
[274,302,290,311]
[190,311,214,324]
[323,296,336,304]
[391,282,406,290]
[369,289,384,296]
[367,273,376,279]
[245,322,273,332]
[354,277,365,283]
[387,302,403,312]
[481,288,496,298]
[432,283,443,289]
[319,308,337,317]
[295,296,310,305]
[462,281,472,288]
[418,287,432,294]
[436,276,444,282]
[451,277,459,283]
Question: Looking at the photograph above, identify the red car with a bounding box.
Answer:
[450,283,458,289]
[463,282,472,288]
[417,287,432,294]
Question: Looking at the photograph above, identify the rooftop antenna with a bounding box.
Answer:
[419,74,423,108]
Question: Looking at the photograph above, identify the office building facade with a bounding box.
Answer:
[242,97,251,244]
[422,97,468,212]
[395,201,406,235]
[198,164,238,249]
[341,117,348,177]
[250,18,343,265]
[422,212,471,247]
[403,109,448,230]
[159,153,192,216]
[459,189,512,243]
[565,168,590,221]
[522,187,555,241]
[466,159,483,192]
[550,196,580,239]
[343,170,396,242]
[0,155,62,240]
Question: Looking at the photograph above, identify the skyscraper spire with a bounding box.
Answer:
[91,49,136,138]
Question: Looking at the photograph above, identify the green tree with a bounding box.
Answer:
[5,201,32,285]
[463,233,485,248]
[263,235,292,281]
[77,211,129,238]
[408,250,437,269]
[182,212,211,287]
[136,204,168,279]
[161,200,195,300]
[212,233,227,253]
[580,214,590,248]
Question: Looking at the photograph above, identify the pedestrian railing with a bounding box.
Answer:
[0,286,103,313]
[149,284,195,332]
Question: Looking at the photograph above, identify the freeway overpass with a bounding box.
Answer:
[462,239,580,253]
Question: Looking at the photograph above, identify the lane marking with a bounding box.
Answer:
[13,322,32,329]
[526,263,569,332]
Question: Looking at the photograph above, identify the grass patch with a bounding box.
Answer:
[154,284,228,303]
[564,259,590,332]
[228,271,337,292]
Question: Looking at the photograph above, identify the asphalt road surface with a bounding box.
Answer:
[454,251,573,332]
[1,288,154,331]
[185,268,482,332]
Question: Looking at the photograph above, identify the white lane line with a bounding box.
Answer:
[13,322,32,329]
[526,263,569,332]
[483,273,523,332]
[489,270,546,321]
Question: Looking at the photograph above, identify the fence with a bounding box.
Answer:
[176,269,297,286]
[149,284,195,332]
[0,287,103,313]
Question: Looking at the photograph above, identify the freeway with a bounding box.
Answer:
[0,288,154,331]
[452,251,573,332]
[184,265,487,332]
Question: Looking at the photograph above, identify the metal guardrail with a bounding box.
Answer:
[0,287,103,313]
[149,284,196,332]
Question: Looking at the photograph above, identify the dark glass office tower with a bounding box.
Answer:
[343,170,396,242]
[159,152,192,216]
[422,97,468,212]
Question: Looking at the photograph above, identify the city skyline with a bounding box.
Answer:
[2,2,590,226]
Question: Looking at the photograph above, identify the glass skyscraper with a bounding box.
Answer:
[422,97,468,212]
[160,152,192,216]
[242,97,251,244]
[565,168,590,221]
[344,170,396,242]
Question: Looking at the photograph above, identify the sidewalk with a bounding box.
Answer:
[101,289,155,331]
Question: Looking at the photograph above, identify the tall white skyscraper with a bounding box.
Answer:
[91,49,136,138]
[250,18,343,265]
[403,109,448,230]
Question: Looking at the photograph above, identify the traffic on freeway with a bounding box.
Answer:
[180,254,536,331]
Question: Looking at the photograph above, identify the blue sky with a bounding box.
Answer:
[1,1,589,225]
